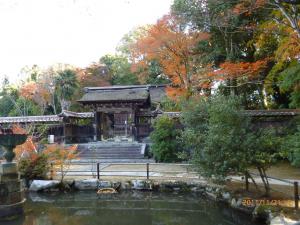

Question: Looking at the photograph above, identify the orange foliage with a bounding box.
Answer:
[7,125,37,161]
[20,81,51,111]
[20,82,37,99]
[232,0,266,15]
[275,32,300,61]
[14,137,37,161]
[43,144,78,163]
[165,86,187,99]
[76,64,111,88]
[213,59,269,80]
[43,144,78,181]
[130,14,211,99]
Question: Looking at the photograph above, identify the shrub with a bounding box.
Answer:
[181,95,250,180]
[282,127,300,167]
[18,154,50,183]
[150,116,181,162]
[43,144,78,182]
[181,95,281,195]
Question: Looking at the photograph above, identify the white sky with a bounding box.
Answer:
[0,0,172,83]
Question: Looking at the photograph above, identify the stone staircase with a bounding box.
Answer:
[76,142,149,162]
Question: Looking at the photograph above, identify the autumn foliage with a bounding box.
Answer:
[130,15,211,99]
[14,137,37,161]
[43,144,78,181]
[232,0,266,15]
[212,59,270,80]
[2,125,37,161]
[76,64,111,88]
[20,81,51,112]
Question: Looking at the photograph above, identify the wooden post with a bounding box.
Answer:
[132,107,137,141]
[245,173,249,191]
[50,163,54,180]
[294,181,299,209]
[146,163,149,180]
[63,122,66,144]
[93,112,97,142]
[97,163,100,180]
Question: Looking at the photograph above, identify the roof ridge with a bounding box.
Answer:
[84,84,166,92]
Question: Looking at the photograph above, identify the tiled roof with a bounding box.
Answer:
[80,85,166,104]
[78,87,150,103]
[59,110,94,118]
[161,112,181,118]
[0,115,62,124]
[0,111,95,124]
[244,109,300,116]
[83,84,166,91]
[161,109,300,118]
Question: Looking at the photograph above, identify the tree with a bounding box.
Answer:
[116,26,149,57]
[8,97,42,117]
[212,59,270,107]
[43,144,78,182]
[270,0,300,38]
[76,63,111,88]
[171,0,300,109]
[55,69,79,110]
[181,95,280,195]
[117,27,169,85]
[171,0,276,108]
[0,78,19,116]
[130,14,211,99]
[181,95,250,180]
[282,127,300,166]
[215,60,269,80]
[20,64,42,82]
[150,116,181,162]
[100,54,139,85]
[18,154,49,185]
[246,129,282,196]
[278,61,300,108]
[20,81,51,114]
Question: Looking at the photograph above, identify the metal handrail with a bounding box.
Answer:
[249,172,295,185]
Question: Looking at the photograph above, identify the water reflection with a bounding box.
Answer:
[2,191,262,225]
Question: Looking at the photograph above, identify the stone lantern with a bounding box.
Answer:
[0,129,27,220]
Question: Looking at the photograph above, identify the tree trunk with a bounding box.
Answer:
[257,167,270,196]
[246,171,259,190]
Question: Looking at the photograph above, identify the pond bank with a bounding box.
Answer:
[26,179,299,225]
[17,191,258,225]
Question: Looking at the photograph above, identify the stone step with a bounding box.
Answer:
[73,158,154,163]
[81,147,142,151]
[79,156,143,159]
[78,148,141,152]
[77,142,143,147]
[78,146,141,150]
[79,153,144,157]
[78,152,141,155]
[78,149,141,153]
[76,142,145,160]
[79,152,142,155]
[79,152,143,155]
[79,156,145,160]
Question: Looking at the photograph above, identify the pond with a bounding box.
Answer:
[3,192,263,225]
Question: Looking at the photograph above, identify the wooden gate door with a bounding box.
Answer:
[113,113,130,137]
